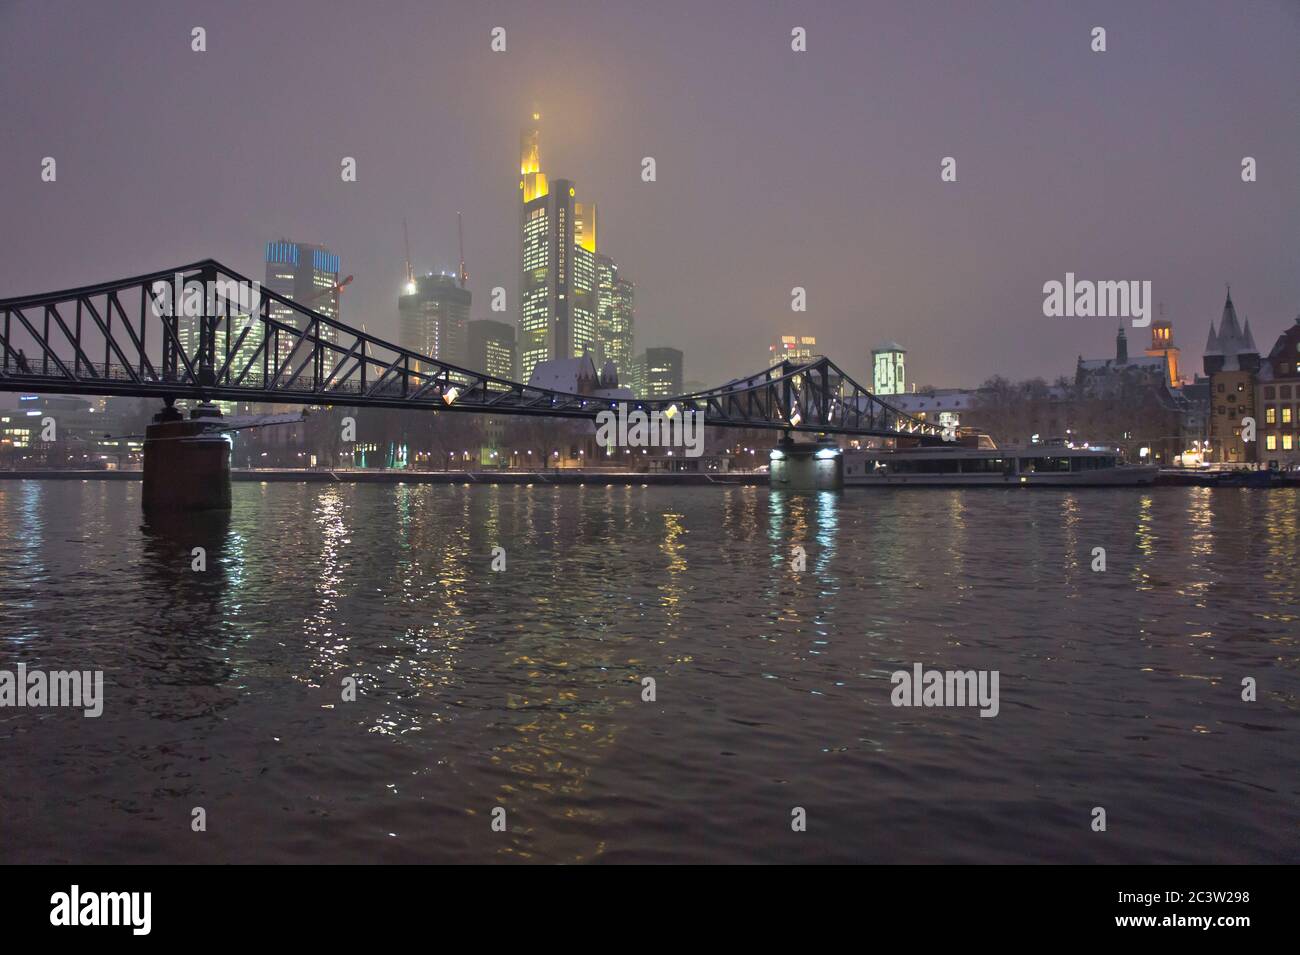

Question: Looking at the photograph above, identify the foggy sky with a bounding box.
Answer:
[2,0,1297,393]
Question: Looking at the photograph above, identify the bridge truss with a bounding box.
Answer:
[0,260,941,438]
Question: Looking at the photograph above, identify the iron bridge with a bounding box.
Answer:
[0,260,942,439]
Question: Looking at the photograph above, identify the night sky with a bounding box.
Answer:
[2,0,1297,393]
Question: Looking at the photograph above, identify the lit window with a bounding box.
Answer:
[1266,407,1277,424]
[1266,435,1278,450]
[1285,434,1294,451]
[1285,408,1294,424]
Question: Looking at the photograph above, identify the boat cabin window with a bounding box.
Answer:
[1021,456,1073,473]
[1019,455,1117,473]
[956,456,1008,473]
[1070,455,1116,471]
[886,457,962,474]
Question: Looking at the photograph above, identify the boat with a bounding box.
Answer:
[843,442,1157,487]
[1210,469,1279,488]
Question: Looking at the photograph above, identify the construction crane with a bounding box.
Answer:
[403,219,417,294]
[457,212,469,289]
[301,274,353,308]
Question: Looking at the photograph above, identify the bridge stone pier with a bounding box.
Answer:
[768,435,843,491]
[142,400,231,512]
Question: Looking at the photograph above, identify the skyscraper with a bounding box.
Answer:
[264,240,341,380]
[767,335,817,369]
[399,273,471,371]
[596,253,635,382]
[173,291,248,415]
[166,264,265,413]
[518,116,601,382]
[572,200,599,363]
[637,347,683,399]
[467,318,517,382]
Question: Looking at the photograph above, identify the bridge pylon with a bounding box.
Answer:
[142,399,231,512]
[768,433,843,492]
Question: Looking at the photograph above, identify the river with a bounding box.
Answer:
[1,480,1295,862]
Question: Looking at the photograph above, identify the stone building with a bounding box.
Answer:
[1202,291,1260,464]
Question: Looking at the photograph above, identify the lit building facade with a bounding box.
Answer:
[872,341,906,395]
[399,273,471,371]
[467,318,517,383]
[596,253,635,382]
[1258,312,1300,468]
[637,347,683,399]
[887,389,979,428]
[518,117,599,382]
[264,240,341,380]
[571,204,598,363]
[173,278,257,415]
[1145,319,1181,386]
[0,394,142,468]
[768,335,817,369]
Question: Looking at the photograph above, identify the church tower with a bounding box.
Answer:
[1144,309,1180,386]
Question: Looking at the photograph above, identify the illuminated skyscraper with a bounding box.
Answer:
[872,342,906,395]
[767,335,817,369]
[572,201,599,362]
[636,347,683,399]
[399,273,470,371]
[168,265,264,413]
[596,253,635,383]
[518,116,600,382]
[174,291,248,416]
[264,240,341,380]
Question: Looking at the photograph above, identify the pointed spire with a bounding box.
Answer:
[1204,321,1222,356]
[1218,291,1243,347]
[1242,317,1258,354]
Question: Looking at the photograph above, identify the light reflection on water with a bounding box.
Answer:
[0,480,1296,863]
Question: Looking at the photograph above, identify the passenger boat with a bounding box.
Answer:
[843,442,1157,487]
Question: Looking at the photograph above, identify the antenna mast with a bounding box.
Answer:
[457,212,469,289]
[402,218,415,290]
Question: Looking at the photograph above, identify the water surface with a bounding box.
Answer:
[1,480,1295,863]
